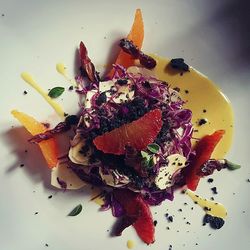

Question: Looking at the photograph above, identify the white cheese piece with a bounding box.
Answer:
[113,85,135,103]
[155,154,186,190]
[68,139,93,166]
[85,90,97,108]
[99,80,115,93]
[51,162,87,190]
[99,168,130,187]
[169,88,182,102]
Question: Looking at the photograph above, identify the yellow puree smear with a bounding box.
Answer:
[56,63,77,86]
[127,240,135,249]
[186,189,227,219]
[152,55,234,159]
[21,72,65,117]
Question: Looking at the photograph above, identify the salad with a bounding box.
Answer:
[11,9,240,245]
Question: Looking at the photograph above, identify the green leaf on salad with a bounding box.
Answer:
[226,160,241,170]
[48,87,65,98]
[147,143,160,154]
[142,156,155,169]
[68,204,82,216]
[147,157,155,168]
[141,150,150,160]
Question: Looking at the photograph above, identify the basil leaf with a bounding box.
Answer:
[68,204,82,216]
[147,143,160,154]
[142,156,155,169]
[147,157,155,168]
[226,160,241,170]
[141,150,150,160]
[48,87,65,98]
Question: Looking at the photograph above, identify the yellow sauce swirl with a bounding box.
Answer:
[186,189,227,219]
[152,55,233,159]
[21,72,64,117]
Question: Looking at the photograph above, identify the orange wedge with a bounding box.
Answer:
[11,110,58,168]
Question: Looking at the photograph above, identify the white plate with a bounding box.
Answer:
[0,1,250,249]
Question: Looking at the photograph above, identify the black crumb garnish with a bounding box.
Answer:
[68,86,74,91]
[153,220,158,226]
[45,243,49,247]
[169,244,173,250]
[23,90,28,95]
[195,243,198,246]
[242,211,246,213]
[116,79,128,85]
[204,206,212,212]
[34,212,38,215]
[184,202,188,205]
[65,115,79,126]
[63,112,68,117]
[207,178,214,183]
[166,226,170,230]
[198,118,207,126]
[194,201,198,204]
[203,214,225,229]
[173,87,180,92]
[211,197,215,201]
[191,207,194,210]
[170,58,189,72]
[2,14,5,17]
[20,164,24,167]
[184,90,189,94]
[186,221,191,225]
[168,215,174,222]
[178,209,183,212]
[211,187,218,194]
[48,195,52,199]
[247,179,250,182]
[203,109,207,113]
[96,92,107,106]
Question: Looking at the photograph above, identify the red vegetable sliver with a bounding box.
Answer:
[186,130,225,191]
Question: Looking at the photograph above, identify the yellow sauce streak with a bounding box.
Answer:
[56,63,68,78]
[21,72,65,117]
[127,240,135,249]
[152,55,234,158]
[186,189,227,219]
[56,63,77,86]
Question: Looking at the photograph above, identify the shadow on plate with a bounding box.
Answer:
[3,126,95,199]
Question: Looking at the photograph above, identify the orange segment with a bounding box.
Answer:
[109,9,144,75]
[11,110,58,168]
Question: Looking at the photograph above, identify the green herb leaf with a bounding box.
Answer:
[142,156,155,169]
[48,87,65,98]
[147,157,155,168]
[147,143,160,154]
[141,150,150,160]
[226,160,241,170]
[68,204,82,216]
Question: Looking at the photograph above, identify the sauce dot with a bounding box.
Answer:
[127,240,135,249]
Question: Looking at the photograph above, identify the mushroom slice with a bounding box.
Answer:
[155,154,187,190]
[99,168,130,187]
[51,161,87,190]
[69,139,93,166]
